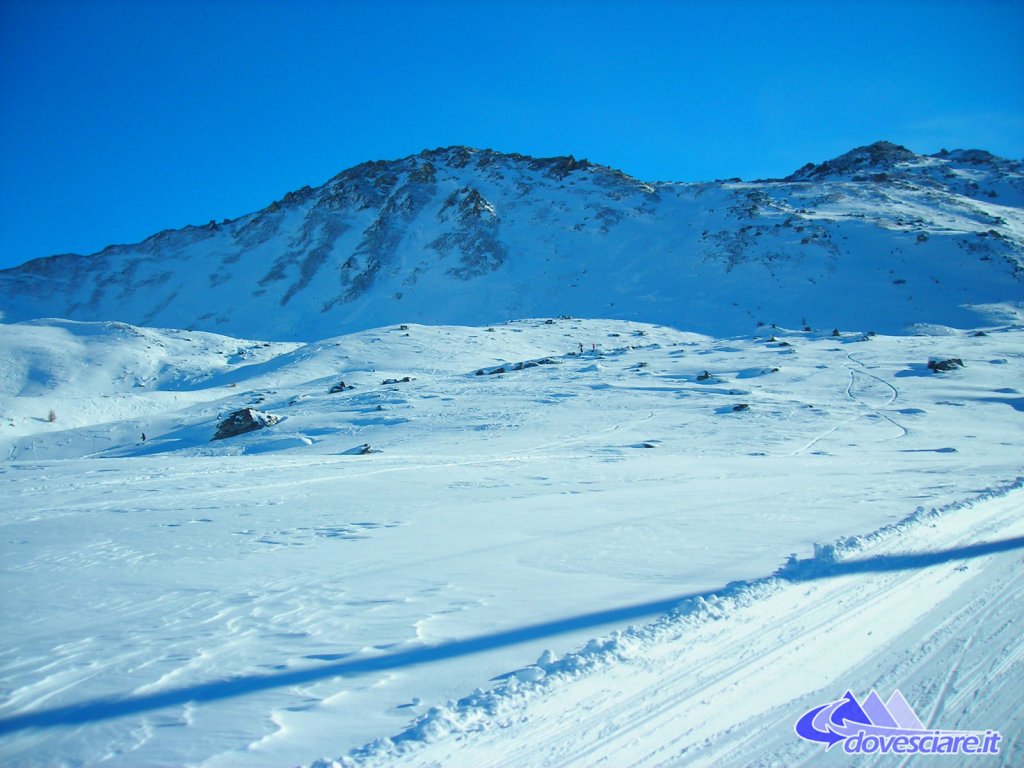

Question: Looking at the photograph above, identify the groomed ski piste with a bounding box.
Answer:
[328,482,1024,768]
[1,316,1022,766]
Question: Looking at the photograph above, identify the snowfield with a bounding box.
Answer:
[1,316,1022,766]
[330,483,1024,768]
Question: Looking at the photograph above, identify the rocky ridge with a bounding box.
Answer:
[1,142,1021,340]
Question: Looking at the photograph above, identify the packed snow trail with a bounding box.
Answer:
[328,484,1024,768]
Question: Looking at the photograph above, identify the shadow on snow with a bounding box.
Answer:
[2,534,1023,735]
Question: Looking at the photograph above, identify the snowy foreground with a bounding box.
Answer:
[1,317,1022,766]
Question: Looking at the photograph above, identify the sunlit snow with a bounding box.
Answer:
[1,317,1022,766]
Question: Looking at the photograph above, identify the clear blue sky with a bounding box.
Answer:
[1,0,1022,270]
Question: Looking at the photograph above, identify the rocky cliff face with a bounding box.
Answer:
[1,142,1021,340]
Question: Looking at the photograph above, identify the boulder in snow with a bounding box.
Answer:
[213,408,280,440]
[927,357,964,373]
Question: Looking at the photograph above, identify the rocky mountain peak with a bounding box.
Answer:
[786,141,921,181]
[0,142,1021,341]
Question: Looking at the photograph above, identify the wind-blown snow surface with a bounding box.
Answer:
[1,317,1022,766]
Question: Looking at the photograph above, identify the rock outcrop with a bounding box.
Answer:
[212,408,280,440]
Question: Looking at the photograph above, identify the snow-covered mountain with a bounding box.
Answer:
[2,142,1023,768]
[1,141,1021,340]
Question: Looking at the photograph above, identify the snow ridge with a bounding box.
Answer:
[317,476,1024,768]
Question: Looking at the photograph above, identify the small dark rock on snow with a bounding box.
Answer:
[343,443,378,455]
[927,357,964,373]
[476,358,560,376]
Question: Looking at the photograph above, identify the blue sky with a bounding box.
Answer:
[1,0,1022,270]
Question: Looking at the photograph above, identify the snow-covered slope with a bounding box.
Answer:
[1,142,1021,340]
[1,316,1022,766]
[1,141,1021,767]
[330,483,1024,768]
[0,319,300,452]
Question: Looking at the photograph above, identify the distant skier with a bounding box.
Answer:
[578,342,584,354]
[141,433,146,442]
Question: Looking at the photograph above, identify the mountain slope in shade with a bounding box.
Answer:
[1,142,1022,340]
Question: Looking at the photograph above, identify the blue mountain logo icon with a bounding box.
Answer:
[795,690,1000,756]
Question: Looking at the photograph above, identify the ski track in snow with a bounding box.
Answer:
[790,351,905,457]
[328,483,1024,768]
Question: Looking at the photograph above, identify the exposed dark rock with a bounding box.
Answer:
[475,357,561,376]
[329,381,351,394]
[281,186,315,206]
[343,443,378,455]
[934,149,998,165]
[430,186,507,279]
[382,376,414,385]
[787,141,919,181]
[927,357,964,373]
[527,154,592,179]
[212,408,280,440]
